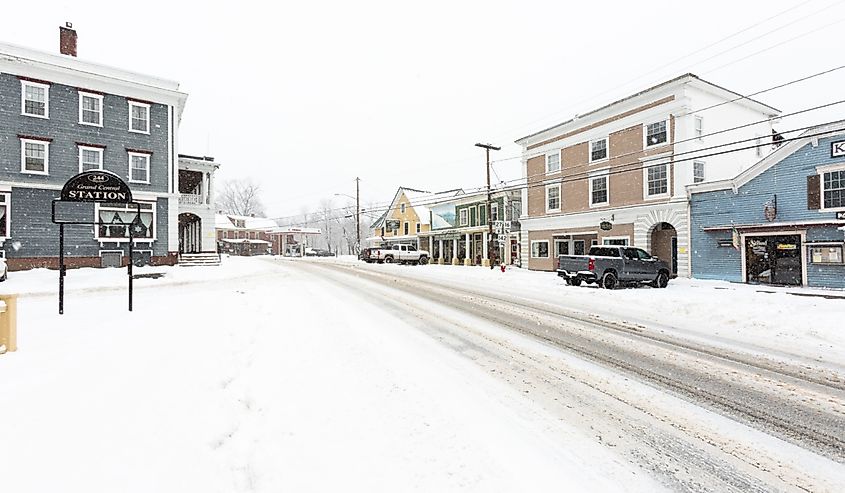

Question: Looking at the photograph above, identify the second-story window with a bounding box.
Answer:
[693,161,705,183]
[590,172,609,206]
[822,169,845,209]
[646,163,669,197]
[129,152,151,183]
[79,146,104,172]
[459,208,468,226]
[404,222,409,235]
[129,101,150,133]
[79,92,104,126]
[546,152,560,173]
[21,81,49,118]
[490,202,499,221]
[645,120,668,147]
[20,138,49,175]
[590,138,607,162]
[546,184,560,212]
[416,223,421,233]
[694,116,703,140]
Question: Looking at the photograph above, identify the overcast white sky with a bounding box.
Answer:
[3,0,844,221]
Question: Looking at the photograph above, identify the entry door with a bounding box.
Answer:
[473,233,483,264]
[573,240,585,255]
[745,235,802,286]
[554,240,569,257]
[671,237,678,274]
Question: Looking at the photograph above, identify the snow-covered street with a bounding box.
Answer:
[0,258,664,492]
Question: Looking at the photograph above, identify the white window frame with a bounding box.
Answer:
[530,240,550,258]
[693,160,705,183]
[79,91,104,127]
[589,169,609,207]
[589,137,608,163]
[553,238,570,256]
[545,183,561,213]
[642,161,671,200]
[817,162,845,212]
[128,101,150,134]
[694,116,703,140]
[546,151,561,174]
[78,145,104,172]
[490,202,499,221]
[643,118,671,149]
[602,236,630,246]
[459,208,468,226]
[21,80,50,119]
[20,138,50,175]
[94,201,157,243]
[128,151,151,184]
[0,193,11,240]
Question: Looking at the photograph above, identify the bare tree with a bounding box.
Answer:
[217,179,266,217]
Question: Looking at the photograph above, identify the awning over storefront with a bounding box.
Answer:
[702,219,845,231]
[221,239,270,245]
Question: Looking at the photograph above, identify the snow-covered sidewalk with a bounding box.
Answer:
[321,256,845,368]
[0,257,661,492]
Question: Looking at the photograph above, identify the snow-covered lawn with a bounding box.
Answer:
[326,256,845,368]
[0,257,661,492]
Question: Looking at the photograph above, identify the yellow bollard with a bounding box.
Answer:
[0,294,18,353]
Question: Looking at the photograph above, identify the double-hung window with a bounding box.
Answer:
[546,152,560,173]
[545,184,561,213]
[822,169,845,209]
[645,163,669,197]
[96,202,155,241]
[693,161,705,183]
[490,202,499,221]
[21,81,49,118]
[20,138,50,175]
[128,152,151,184]
[459,208,468,226]
[79,146,104,172]
[79,91,104,126]
[129,101,150,133]
[590,138,607,162]
[589,170,609,206]
[645,120,668,147]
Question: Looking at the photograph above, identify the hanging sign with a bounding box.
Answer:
[599,221,613,231]
[60,170,133,203]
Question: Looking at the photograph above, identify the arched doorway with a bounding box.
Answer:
[178,213,202,253]
[650,222,677,274]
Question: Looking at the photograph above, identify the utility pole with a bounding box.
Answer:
[355,177,361,255]
[475,142,501,268]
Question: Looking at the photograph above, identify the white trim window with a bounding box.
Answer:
[79,146,104,172]
[693,161,705,183]
[459,208,468,226]
[490,202,499,221]
[477,204,484,225]
[644,163,670,198]
[96,201,156,241]
[0,193,10,239]
[589,170,609,207]
[21,80,49,118]
[602,236,630,246]
[79,91,104,126]
[694,116,703,140]
[545,184,561,213]
[644,119,669,148]
[128,152,151,184]
[822,169,845,210]
[546,152,561,173]
[128,101,150,134]
[531,240,549,258]
[590,138,608,163]
[20,138,49,175]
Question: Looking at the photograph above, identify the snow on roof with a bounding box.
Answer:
[221,238,270,244]
[268,227,322,235]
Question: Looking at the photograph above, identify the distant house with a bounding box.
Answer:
[215,214,277,256]
[689,123,845,288]
[177,155,219,258]
[368,187,464,249]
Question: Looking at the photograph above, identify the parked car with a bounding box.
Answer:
[305,248,335,257]
[0,257,6,282]
[364,244,429,265]
[556,246,671,289]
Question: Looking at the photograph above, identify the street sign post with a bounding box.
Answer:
[52,170,141,314]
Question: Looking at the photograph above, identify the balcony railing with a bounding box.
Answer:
[179,193,204,205]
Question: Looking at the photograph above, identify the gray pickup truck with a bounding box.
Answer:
[556,246,672,289]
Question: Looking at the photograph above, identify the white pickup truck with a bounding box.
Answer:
[363,244,430,265]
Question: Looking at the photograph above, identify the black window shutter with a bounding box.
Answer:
[807,175,821,210]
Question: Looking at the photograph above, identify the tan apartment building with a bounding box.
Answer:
[368,187,463,249]
[515,74,780,276]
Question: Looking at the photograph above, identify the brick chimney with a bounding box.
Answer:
[59,22,77,57]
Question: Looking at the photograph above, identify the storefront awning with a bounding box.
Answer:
[702,219,845,231]
[221,239,270,244]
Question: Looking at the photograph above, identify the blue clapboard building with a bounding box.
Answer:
[688,123,845,288]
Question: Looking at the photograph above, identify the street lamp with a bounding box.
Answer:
[334,178,361,254]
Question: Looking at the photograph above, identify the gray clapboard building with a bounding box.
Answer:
[0,25,188,270]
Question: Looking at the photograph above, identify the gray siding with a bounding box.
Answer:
[691,136,845,288]
[0,73,170,192]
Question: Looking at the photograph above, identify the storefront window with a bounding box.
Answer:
[97,202,155,240]
[531,240,549,258]
[810,245,843,264]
